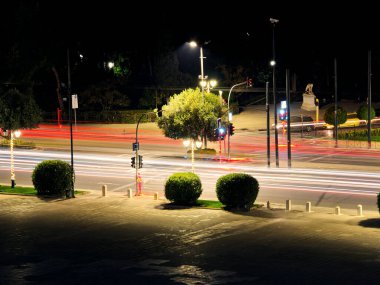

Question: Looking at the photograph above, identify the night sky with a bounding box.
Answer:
[2,1,380,106]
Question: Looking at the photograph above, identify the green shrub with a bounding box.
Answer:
[357,105,375,121]
[165,172,202,205]
[216,173,259,211]
[324,106,347,126]
[32,160,73,197]
[378,193,380,214]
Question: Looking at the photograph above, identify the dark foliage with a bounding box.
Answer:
[164,172,202,205]
[32,160,73,197]
[216,173,259,211]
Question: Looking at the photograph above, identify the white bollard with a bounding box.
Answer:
[306,202,312,213]
[102,185,107,197]
[335,206,341,215]
[357,204,363,216]
[286,200,291,211]
[127,188,132,198]
[154,192,159,200]
[266,201,271,209]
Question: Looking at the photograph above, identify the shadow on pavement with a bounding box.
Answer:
[358,218,380,228]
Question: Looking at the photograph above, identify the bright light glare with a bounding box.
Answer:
[14,130,21,138]
[189,41,197,48]
[195,141,202,148]
[107,61,114,69]
[183,140,190,147]
[210,80,217,88]
[270,60,276,66]
[200,81,207,87]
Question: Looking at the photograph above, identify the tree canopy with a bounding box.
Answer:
[0,88,41,131]
[157,88,227,145]
[324,105,347,126]
[356,105,376,121]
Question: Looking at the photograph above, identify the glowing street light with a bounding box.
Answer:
[107,61,115,69]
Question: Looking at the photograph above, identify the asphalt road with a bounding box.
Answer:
[1,148,378,211]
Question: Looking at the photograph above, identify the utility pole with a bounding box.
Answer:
[367,50,372,148]
[67,48,75,198]
[286,69,291,168]
[266,82,270,167]
[334,58,338,148]
[270,18,280,167]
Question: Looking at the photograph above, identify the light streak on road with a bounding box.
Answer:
[1,149,379,212]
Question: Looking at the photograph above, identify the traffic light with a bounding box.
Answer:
[218,127,226,140]
[131,157,136,168]
[214,128,219,138]
[246,78,253,87]
[229,123,235,136]
[138,155,143,169]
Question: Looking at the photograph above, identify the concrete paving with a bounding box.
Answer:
[0,192,379,284]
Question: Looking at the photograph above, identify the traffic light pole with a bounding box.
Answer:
[227,81,247,160]
[134,110,163,194]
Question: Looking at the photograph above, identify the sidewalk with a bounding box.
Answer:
[0,192,379,284]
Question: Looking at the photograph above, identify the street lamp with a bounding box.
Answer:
[270,17,280,168]
[10,130,21,188]
[200,79,217,93]
[183,139,202,172]
[189,41,207,98]
[227,81,247,159]
[107,61,114,69]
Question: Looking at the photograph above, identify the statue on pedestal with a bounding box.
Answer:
[301,83,316,111]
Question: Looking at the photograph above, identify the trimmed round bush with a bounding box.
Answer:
[216,173,259,210]
[165,172,202,205]
[357,105,376,121]
[32,160,73,197]
[324,106,347,126]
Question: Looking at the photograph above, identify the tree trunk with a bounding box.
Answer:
[52,67,64,110]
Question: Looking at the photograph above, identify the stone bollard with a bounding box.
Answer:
[266,201,271,209]
[286,200,291,211]
[306,202,312,213]
[357,204,363,216]
[102,185,107,197]
[154,192,159,200]
[335,206,341,215]
[127,188,132,198]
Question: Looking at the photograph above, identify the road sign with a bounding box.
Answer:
[72,94,78,109]
[133,142,139,151]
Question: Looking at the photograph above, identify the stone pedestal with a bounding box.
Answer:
[301,93,316,111]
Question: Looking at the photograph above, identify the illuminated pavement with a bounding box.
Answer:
[0,193,379,284]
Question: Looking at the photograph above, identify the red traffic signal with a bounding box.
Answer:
[246,78,253,87]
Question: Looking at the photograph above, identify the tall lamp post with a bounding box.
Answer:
[67,48,75,198]
[270,17,280,168]
[227,81,247,159]
[190,41,208,99]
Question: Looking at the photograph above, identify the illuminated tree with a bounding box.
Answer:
[157,88,226,147]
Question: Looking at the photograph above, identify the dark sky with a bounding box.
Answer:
[3,1,380,98]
